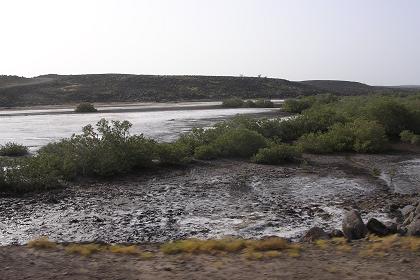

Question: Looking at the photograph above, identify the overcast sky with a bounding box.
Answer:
[1,0,419,85]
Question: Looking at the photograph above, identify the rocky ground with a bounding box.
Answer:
[1,239,419,280]
[0,152,419,245]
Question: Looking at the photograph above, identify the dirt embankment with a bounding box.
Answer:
[1,240,419,280]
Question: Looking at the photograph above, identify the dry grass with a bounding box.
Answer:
[360,235,420,257]
[315,239,328,249]
[108,245,140,255]
[65,244,103,256]
[27,237,57,250]
[329,237,352,253]
[161,238,291,256]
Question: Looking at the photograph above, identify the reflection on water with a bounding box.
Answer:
[0,102,279,150]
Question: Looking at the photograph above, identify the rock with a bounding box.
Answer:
[302,227,330,242]
[403,212,415,226]
[384,221,398,234]
[366,218,389,236]
[399,258,410,263]
[329,229,344,238]
[415,203,420,216]
[407,215,420,236]
[400,205,415,218]
[342,210,367,240]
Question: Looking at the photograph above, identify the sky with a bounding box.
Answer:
[0,0,419,85]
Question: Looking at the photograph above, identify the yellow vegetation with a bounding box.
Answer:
[108,245,140,255]
[160,237,291,256]
[314,239,328,249]
[361,235,420,257]
[27,237,57,249]
[65,244,103,256]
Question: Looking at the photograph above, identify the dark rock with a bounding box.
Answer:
[384,221,398,234]
[301,227,330,242]
[407,215,420,236]
[329,229,344,238]
[342,210,367,240]
[366,218,389,236]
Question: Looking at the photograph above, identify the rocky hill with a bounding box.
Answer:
[0,74,408,107]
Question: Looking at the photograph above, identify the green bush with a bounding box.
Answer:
[213,128,267,158]
[364,99,413,137]
[283,99,312,113]
[400,130,420,145]
[297,119,388,154]
[194,144,220,160]
[244,100,257,108]
[157,142,191,165]
[37,119,157,178]
[283,94,337,114]
[253,144,301,164]
[0,157,61,193]
[221,98,244,108]
[75,103,98,113]
[0,143,29,157]
[254,99,274,108]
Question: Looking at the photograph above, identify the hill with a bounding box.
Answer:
[0,74,410,107]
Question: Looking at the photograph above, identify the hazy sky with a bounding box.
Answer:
[1,0,419,85]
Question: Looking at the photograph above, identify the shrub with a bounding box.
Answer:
[0,157,62,193]
[221,97,244,108]
[254,99,274,108]
[74,103,98,113]
[194,144,220,160]
[297,119,388,153]
[0,142,29,157]
[283,94,337,114]
[253,144,301,164]
[213,128,267,158]
[400,130,420,145]
[244,100,257,108]
[364,99,413,137]
[350,119,388,152]
[283,99,312,113]
[157,142,192,165]
[37,119,158,178]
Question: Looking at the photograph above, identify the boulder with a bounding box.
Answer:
[384,221,398,234]
[400,205,415,218]
[415,203,420,216]
[407,215,420,236]
[329,229,344,238]
[342,210,367,240]
[302,227,330,242]
[366,218,389,236]
[403,212,415,226]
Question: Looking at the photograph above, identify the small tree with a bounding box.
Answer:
[75,103,98,113]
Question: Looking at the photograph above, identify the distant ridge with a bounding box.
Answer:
[0,74,411,107]
[301,80,375,95]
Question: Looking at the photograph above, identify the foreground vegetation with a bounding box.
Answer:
[1,93,419,193]
[26,234,420,259]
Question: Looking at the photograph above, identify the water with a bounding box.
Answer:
[0,102,279,151]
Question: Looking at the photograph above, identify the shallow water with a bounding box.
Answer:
[0,102,278,151]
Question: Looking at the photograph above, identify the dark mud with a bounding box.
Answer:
[1,154,419,245]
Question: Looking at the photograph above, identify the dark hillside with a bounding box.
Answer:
[0,74,409,107]
[0,74,323,107]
